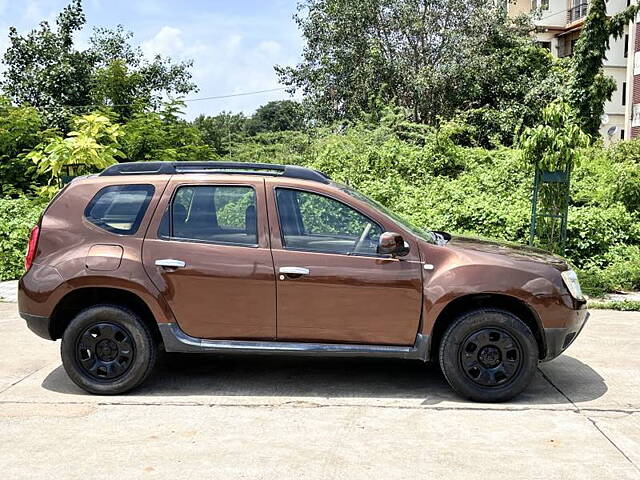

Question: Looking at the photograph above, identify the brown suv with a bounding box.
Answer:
[18,161,588,402]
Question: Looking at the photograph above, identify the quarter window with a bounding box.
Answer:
[161,185,257,246]
[84,184,154,235]
[275,188,382,255]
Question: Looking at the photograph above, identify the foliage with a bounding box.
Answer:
[26,113,124,183]
[121,101,214,162]
[245,100,306,135]
[588,300,640,311]
[2,115,640,296]
[193,112,248,156]
[0,98,48,195]
[88,26,197,122]
[1,1,196,128]
[518,101,591,253]
[567,0,640,138]
[277,0,557,142]
[0,196,46,281]
[519,101,589,171]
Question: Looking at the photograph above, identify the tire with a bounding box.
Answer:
[438,308,539,403]
[61,304,157,395]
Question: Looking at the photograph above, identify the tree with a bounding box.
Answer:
[193,112,248,156]
[450,18,568,147]
[1,1,197,128]
[519,101,590,252]
[121,101,213,162]
[276,0,539,125]
[26,113,124,185]
[246,100,306,135]
[567,0,640,138]
[88,26,197,122]
[0,98,47,195]
[1,0,93,127]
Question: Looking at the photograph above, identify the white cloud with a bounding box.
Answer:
[141,26,184,58]
[258,40,281,56]
[225,34,243,51]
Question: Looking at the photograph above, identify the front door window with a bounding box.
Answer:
[275,188,382,256]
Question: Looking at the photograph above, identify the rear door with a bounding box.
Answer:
[266,179,423,346]
[142,176,276,340]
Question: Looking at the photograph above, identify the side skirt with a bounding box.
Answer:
[158,323,430,362]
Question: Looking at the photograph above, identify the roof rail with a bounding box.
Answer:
[99,161,331,184]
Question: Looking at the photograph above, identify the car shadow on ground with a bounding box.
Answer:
[41,353,607,405]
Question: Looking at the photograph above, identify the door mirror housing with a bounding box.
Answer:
[377,232,410,257]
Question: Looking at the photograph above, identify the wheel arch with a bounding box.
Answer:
[50,287,162,345]
[428,293,546,361]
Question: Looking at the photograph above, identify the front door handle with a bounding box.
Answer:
[279,266,310,275]
[155,259,186,268]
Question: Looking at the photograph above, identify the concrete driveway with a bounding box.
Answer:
[0,302,638,479]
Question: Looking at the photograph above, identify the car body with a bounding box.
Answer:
[18,161,589,401]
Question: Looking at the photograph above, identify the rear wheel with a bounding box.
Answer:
[438,308,539,402]
[61,304,157,395]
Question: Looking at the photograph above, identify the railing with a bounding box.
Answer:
[568,3,589,23]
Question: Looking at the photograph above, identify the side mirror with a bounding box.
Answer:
[378,232,410,257]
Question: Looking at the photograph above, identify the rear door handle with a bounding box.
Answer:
[155,259,186,268]
[279,266,310,275]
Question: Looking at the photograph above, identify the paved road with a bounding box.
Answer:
[0,302,638,479]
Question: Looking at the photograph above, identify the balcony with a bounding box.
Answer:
[568,2,589,23]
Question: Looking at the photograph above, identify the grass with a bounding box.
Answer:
[588,300,640,311]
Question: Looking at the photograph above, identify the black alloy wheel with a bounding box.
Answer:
[459,327,522,387]
[76,322,135,380]
[438,308,539,402]
[61,304,157,395]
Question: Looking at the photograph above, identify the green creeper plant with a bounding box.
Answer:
[568,0,640,138]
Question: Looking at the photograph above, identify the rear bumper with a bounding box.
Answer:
[19,312,54,340]
[542,307,589,361]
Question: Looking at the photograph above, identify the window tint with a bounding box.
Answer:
[276,188,382,255]
[85,184,154,235]
[163,185,257,246]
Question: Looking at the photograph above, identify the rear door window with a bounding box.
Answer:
[84,184,154,235]
[160,185,258,246]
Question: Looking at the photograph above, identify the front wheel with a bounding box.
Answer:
[438,308,539,402]
[61,304,157,395]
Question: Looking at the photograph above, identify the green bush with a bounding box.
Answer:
[0,196,46,281]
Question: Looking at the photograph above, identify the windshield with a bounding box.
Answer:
[340,184,437,244]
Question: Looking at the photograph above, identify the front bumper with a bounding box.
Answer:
[542,307,589,361]
[19,312,54,340]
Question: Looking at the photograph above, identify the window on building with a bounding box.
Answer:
[533,0,549,10]
[570,39,578,56]
[632,104,640,128]
[623,82,627,106]
[538,41,552,51]
[625,34,629,58]
[621,129,625,140]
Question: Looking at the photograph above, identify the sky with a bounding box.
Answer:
[0,0,303,118]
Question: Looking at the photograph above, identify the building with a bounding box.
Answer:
[507,0,635,142]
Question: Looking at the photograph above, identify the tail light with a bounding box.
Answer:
[24,225,40,271]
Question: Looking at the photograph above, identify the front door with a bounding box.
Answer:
[143,177,276,340]
[266,181,423,346]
